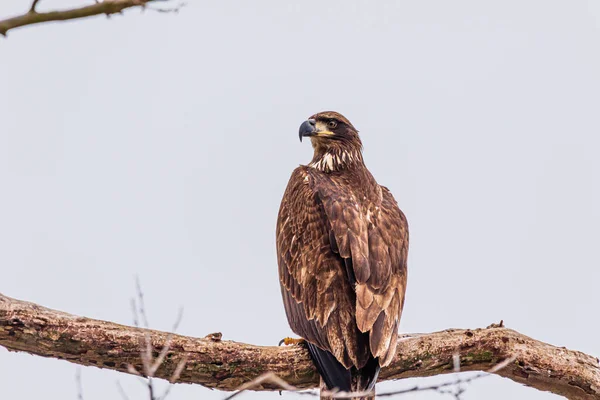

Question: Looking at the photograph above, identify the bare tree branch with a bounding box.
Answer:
[0,292,599,399]
[0,0,177,37]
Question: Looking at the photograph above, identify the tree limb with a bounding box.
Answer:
[0,292,598,399]
[0,0,176,37]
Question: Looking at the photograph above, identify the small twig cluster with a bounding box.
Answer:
[117,276,187,400]
[224,355,517,399]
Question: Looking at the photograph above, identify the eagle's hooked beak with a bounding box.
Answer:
[299,119,316,142]
[299,119,335,142]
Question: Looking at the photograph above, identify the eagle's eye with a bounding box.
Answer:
[327,120,338,129]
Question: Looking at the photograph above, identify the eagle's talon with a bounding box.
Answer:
[278,337,305,346]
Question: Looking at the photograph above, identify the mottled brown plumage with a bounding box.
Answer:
[277,111,408,395]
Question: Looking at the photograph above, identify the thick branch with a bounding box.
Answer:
[0,0,167,37]
[1,293,598,399]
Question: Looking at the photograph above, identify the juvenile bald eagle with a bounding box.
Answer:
[276,111,409,396]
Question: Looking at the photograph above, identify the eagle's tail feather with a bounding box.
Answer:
[306,342,352,393]
[354,356,380,393]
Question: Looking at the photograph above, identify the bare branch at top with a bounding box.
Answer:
[0,0,179,37]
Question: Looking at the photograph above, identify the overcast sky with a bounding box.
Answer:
[1,1,599,399]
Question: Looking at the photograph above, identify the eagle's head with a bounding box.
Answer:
[299,111,359,144]
[299,111,363,172]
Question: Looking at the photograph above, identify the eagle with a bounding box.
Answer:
[276,111,409,397]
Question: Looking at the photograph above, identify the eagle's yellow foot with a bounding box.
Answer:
[278,337,305,346]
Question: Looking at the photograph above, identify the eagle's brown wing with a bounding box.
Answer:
[277,167,408,368]
[316,178,408,367]
[365,186,408,366]
[277,167,369,369]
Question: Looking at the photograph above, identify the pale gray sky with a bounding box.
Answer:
[1,1,599,399]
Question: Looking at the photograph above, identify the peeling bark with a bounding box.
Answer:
[0,293,598,399]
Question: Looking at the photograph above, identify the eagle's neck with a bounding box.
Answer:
[309,146,364,173]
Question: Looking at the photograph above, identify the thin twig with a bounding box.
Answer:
[131,298,140,328]
[224,356,518,399]
[76,368,84,400]
[158,357,189,400]
[127,280,185,400]
[132,278,157,400]
[126,364,142,377]
[450,353,463,400]
[150,308,184,376]
[170,307,184,332]
[29,0,41,13]
[361,356,517,399]
[146,2,186,13]
[135,275,150,328]
[169,357,188,384]
[116,380,131,400]
[141,332,153,373]
[224,372,304,400]
[147,377,156,400]
[150,336,173,376]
